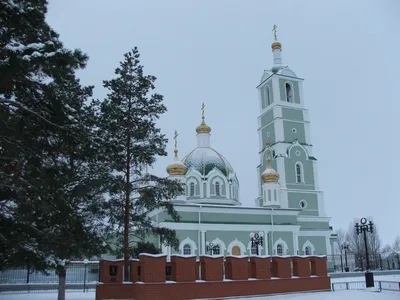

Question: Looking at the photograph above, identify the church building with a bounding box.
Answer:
[148,31,338,270]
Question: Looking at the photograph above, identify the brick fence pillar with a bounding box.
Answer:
[171,255,197,282]
[250,256,271,279]
[200,255,224,281]
[139,254,167,283]
[310,256,328,276]
[292,256,311,277]
[272,256,291,278]
[196,260,200,280]
[129,259,140,283]
[99,260,124,284]
[225,256,248,280]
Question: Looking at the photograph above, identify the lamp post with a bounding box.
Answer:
[341,242,349,272]
[355,217,374,287]
[205,242,218,255]
[249,231,264,256]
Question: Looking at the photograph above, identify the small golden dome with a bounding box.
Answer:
[167,150,186,176]
[261,142,280,183]
[167,131,186,176]
[196,120,211,134]
[196,102,211,134]
[271,41,282,50]
[261,169,280,183]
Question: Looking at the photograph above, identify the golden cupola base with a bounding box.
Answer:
[261,142,280,183]
[166,131,186,176]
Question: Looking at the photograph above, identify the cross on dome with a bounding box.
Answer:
[166,130,186,176]
[271,24,282,50]
[196,102,211,134]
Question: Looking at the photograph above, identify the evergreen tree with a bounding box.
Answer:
[1,2,108,298]
[93,48,183,278]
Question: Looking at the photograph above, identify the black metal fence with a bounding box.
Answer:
[0,261,99,294]
[327,253,400,273]
[332,280,400,292]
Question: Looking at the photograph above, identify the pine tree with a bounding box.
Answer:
[93,48,183,279]
[1,2,108,299]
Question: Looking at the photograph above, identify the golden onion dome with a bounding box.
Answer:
[271,41,282,50]
[167,150,186,176]
[166,131,186,176]
[196,119,211,134]
[261,142,280,183]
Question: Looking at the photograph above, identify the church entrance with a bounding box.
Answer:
[231,246,241,255]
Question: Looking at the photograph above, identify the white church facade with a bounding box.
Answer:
[148,33,338,270]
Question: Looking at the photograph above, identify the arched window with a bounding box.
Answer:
[183,244,191,255]
[295,163,303,183]
[277,244,283,256]
[265,85,271,106]
[261,88,266,109]
[274,189,277,201]
[268,190,271,201]
[190,182,195,196]
[285,83,293,102]
[215,182,220,196]
[305,246,311,256]
[213,245,221,255]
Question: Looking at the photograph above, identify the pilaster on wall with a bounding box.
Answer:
[292,232,299,255]
[201,230,206,255]
[276,157,287,189]
[325,237,332,256]
[272,77,280,103]
[274,119,284,142]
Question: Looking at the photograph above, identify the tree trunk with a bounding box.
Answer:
[123,98,132,282]
[57,268,66,300]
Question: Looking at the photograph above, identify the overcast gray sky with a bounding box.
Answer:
[47,0,399,247]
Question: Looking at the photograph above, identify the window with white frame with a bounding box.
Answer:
[265,85,271,106]
[251,245,258,255]
[305,246,311,255]
[277,244,283,256]
[295,163,302,183]
[285,82,293,102]
[189,182,195,196]
[183,244,191,255]
[215,182,220,196]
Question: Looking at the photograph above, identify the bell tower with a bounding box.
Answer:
[255,26,326,217]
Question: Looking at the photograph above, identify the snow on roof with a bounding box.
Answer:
[262,167,277,175]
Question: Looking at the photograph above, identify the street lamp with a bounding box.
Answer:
[206,242,218,255]
[341,242,350,272]
[355,217,374,287]
[249,231,264,256]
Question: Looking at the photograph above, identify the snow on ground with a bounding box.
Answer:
[235,290,400,300]
[0,292,95,300]
[0,274,399,300]
[0,290,399,300]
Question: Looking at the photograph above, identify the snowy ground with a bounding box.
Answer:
[0,290,399,300]
[0,275,398,300]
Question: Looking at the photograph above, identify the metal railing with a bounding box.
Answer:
[332,280,400,292]
[0,261,99,294]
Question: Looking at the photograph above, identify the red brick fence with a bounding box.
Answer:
[96,254,330,300]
